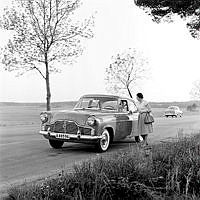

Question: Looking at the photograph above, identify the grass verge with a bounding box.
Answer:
[4,133,200,200]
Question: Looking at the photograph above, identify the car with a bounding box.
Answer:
[164,106,183,118]
[39,94,139,152]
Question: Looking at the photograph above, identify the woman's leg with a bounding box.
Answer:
[141,134,148,146]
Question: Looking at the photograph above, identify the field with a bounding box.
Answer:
[0,101,76,127]
[0,101,199,127]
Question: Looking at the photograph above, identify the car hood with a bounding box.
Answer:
[47,109,108,126]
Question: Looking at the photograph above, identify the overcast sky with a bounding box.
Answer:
[0,0,200,102]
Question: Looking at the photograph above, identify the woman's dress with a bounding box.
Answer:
[135,100,153,136]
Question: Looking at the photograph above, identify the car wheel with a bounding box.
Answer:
[49,140,64,149]
[96,129,110,152]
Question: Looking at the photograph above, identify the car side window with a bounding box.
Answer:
[102,100,118,110]
[119,100,128,112]
[88,99,100,108]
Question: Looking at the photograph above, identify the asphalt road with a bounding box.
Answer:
[0,114,200,193]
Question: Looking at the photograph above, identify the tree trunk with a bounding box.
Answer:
[127,86,133,98]
[45,53,51,111]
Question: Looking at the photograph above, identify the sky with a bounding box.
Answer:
[0,0,200,102]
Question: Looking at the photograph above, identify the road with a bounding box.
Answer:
[0,114,200,193]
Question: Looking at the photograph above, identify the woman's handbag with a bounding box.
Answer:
[144,112,154,124]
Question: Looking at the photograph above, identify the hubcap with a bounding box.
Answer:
[100,130,110,151]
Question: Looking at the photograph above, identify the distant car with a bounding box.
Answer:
[39,94,139,152]
[164,106,183,117]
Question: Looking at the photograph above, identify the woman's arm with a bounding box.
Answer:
[146,103,152,112]
[132,108,139,113]
[140,102,152,113]
[131,101,139,113]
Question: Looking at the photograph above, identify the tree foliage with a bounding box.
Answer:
[105,49,148,98]
[135,0,200,38]
[186,103,198,112]
[0,0,94,110]
[190,79,200,100]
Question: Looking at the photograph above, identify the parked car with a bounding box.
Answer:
[164,106,183,117]
[39,94,139,152]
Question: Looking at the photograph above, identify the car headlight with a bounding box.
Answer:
[87,116,96,126]
[40,113,48,123]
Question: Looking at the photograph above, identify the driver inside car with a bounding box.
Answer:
[119,100,128,112]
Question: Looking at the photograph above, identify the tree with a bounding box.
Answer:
[105,49,148,98]
[0,0,93,110]
[190,79,200,100]
[135,0,200,39]
[187,103,198,112]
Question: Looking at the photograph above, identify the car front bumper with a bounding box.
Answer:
[39,131,103,143]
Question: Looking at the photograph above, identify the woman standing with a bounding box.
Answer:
[135,93,153,146]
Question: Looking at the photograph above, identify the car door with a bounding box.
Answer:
[127,99,138,136]
[115,99,132,140]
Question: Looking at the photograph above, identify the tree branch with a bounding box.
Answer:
[31,66,46,79]
[28,0,45,45]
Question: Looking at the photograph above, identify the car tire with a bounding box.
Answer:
[49,139,64,149]
[96,129,110,152]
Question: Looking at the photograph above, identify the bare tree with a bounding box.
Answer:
[190,79,200,100]
[105,49,148,98]
[0,0,94,110]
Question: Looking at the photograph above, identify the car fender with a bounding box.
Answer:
[96,121,116,138]
[101,125,115,142]
[103,124,115,134]
[94,114,116,131]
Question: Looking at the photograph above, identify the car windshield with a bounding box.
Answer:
[74,97,118,111]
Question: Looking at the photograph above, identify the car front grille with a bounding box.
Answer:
[50,120,78,134]
[46,120,92,135]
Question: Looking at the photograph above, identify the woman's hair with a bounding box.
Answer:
[136,93,143,99]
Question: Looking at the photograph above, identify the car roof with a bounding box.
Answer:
[81,94,134,101]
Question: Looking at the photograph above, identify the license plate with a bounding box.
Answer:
[56,133,70,139]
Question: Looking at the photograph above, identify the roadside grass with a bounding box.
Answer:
[4,133,200,200]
